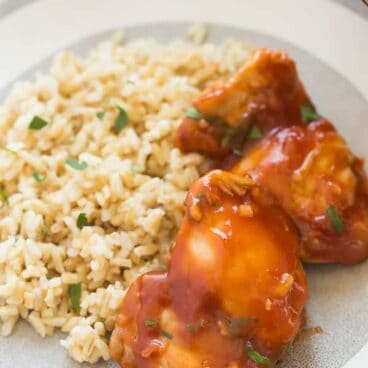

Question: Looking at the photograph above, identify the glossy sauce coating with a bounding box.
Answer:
[176,48,310,159]
[231,120,368,264]
[110,171,307,367]
[175,48,368,265]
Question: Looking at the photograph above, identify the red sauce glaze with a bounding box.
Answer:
[175,48,311,159]
[231,120,368,264]
[175,48,368,265]
[110,171,308,367]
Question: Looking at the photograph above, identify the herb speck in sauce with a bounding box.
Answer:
[300,104,321,123]
[185,107,204,120]
[160,328,173,340]
[326,206,345,235]
[285,341,293,354]
[247,125,262,140]
[144,319,157,327]
[244,344,273,365]
[187,324,197,334]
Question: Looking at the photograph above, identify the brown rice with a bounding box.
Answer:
[0,27,250,363]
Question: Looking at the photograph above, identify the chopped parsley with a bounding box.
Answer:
[326,206,345,235]
[244,345,273,365]
[143,319,173,339]
[285,341,293,354]
[185,106,204,120]
[160,328,173,340]
[66,158,88,171]
[0,146,18,156]
[69,283,81,313]
[32,172,46,183]
[77,213,89,230]
[247,125,262,140]
[0,188,9,205]
[300,104,321,123]
[144,319,157,327]
[114,106,128,134]
[96,111,105,121]
[28,116,48,130]
[131,164,144,173]
[187,324,197,334]
[229,317,256,336]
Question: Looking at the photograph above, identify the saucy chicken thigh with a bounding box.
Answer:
[176,48,368,265]
[231,120,368,264]
[176,48,311,159]
[110,47,368,368]
[110,171,307,367]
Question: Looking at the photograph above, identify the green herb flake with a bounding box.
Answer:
[114,106,128,134]
[42,226,49,235]
[232,148,243,156]
[0,146,18,156]
[66,158,88,171]
[285,342,293,354]
[32,172,46,183]
[185,107,204,120]
[77,213,89,230]
[326,206,345,235]
[300,104,321,123]
[131,164,145,173]
[28,116,48,130]
[144,319,157,327]
[244,345,273,366]
[187,324,197,334]
[69,283,81,313]
[96,111,105,121]
[247,125,262,140]
[161,328,173,340]
[0,189,9,205]
[229,317,255,336]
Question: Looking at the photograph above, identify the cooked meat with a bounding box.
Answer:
[231,120,368,264]
[176,48,311,159]
[176,48,368,265]
[110,171,307,367]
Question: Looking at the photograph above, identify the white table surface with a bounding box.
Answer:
[0,1,367,367]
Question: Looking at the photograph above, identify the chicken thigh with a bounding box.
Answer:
[231,120,368,264]
[176,48,310,159]
[176,48,368,264]
[110,171,307,367]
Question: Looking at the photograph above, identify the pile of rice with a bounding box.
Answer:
[0,26,249,364]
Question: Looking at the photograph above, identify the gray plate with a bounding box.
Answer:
[0,22,367,368]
